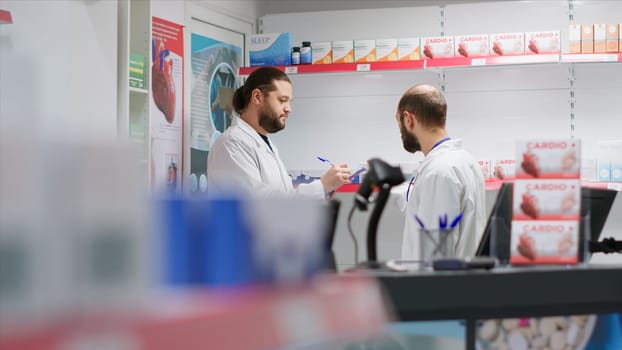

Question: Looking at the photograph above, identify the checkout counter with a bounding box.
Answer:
[371,265,622,349]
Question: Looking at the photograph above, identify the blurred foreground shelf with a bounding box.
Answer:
[0,275,389,350]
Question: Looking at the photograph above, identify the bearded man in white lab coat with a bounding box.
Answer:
[397,84,486,259]
[207,67,351,198]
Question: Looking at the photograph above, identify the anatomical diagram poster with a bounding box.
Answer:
[189,32,242,193]
[150,17,184,194]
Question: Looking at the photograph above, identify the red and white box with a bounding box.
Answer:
[421,36,455,58]
[493,159,516,180]
[510,220,579,265]
[478,160,492,180]
[489,32,525,56]
[454,34,489,57]
[515,140,581,179]
[525,31,561,54]
[512,179,581,221]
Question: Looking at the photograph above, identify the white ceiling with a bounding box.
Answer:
[259,0,519,17]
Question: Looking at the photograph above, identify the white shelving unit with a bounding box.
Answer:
[118,0,151,185]
[254,1,622,267]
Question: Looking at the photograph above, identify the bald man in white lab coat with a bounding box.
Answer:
[207,67,351,198]
[396,84,486,259]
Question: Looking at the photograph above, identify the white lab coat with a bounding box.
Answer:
[207,117,325,199]
[401,139,486,260]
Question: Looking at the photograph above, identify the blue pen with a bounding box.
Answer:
[317,156,334,165]
[349,167,366,181]
[439,214,448,229]
[449,213,463,229]
[414,215,426,229]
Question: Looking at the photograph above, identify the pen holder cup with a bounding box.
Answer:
[419,228,456,270]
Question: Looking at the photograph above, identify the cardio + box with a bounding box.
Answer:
[515,140,580,179]
[525,31,560,55]
[490,32,524,56]
[421,36,455,58]
[455,34,489,57]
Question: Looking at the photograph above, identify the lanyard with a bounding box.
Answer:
[431,136,451,152]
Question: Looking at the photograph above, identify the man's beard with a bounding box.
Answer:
[400,122,421,153]
[258,106,286,133]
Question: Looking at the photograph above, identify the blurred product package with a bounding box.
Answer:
[155,192,333,288]
[249,32,292,66]
[0,134,153,330]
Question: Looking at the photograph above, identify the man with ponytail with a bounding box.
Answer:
[207,67,351,198]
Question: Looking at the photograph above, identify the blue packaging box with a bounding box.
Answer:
[249,32,292,66]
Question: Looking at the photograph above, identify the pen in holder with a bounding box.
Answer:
[419,228,456,270]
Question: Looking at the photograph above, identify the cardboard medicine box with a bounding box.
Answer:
[249,32,292,66]
[455,34,489,57]
[421,36,455,58]
[490,32,525,56]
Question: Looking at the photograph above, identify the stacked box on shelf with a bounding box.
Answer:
[606,23,619,52]
[594,24,607,53]
[332,40,354,63]
[312,41,332,64]
[376,38,398,61]
[569,24,581,54]
[354,39,376,62]
[397,37,421,60]
[525,31,560,55]
[249,32,292,66]
[493,159,516,180]
[511,140,582,265]
[581,25,594,53]
[421,36,455,58]
[599,140,622,182]
[490,32,525,56]
[454,34,489,57]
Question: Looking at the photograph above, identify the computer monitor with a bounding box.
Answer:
[579,187,617,258]
[475,183,617,263]
[475,182,513,264]
[320,199,341,271]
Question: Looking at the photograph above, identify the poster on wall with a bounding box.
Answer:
[189,32,242,193]
[150,16,184,194]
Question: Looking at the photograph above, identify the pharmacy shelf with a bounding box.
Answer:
[0,275,389,350]
[336,180,622,193]
[424,53,560,68]
[240,52,622,76]
[561,53,622,63]
[240,60,425,75]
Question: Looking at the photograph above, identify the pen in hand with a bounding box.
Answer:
[317,156,334,166]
